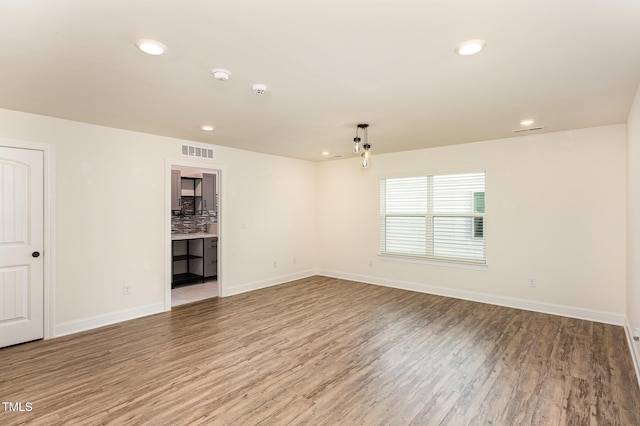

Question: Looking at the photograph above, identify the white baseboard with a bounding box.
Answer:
[222,269,317,297]
[52,270,316,338]
[316,269,626,326]
[625,318,640,389]
[54,302,165,337]
[51,269,639,389]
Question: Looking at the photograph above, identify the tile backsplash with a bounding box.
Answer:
[171,210,216,234]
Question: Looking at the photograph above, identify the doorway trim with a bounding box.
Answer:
[165,157,227,310]
[0,136,55,340]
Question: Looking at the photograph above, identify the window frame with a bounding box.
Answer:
[380,170,486,265]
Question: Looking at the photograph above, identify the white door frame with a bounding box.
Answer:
[165,157,227,310]
[0,137,55,340]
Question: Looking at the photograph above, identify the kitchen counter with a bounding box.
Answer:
[172,232,218,240]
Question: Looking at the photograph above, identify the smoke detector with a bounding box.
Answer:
[252,83,267,95]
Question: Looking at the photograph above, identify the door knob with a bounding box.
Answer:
[32,251,40,258]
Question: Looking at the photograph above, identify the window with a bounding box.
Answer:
[380,171,485,264]
[472,191,485,239]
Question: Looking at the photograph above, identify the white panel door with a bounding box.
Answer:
[0,146,44,348]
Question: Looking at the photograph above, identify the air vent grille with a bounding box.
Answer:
[181,144,215,160]
[512,126,544,133]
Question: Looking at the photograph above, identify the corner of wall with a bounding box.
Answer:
[625,318,640,389]
[627,82,640,389]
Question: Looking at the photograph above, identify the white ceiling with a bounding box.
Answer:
[1,1,639,161]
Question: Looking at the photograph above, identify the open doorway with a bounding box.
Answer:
[169,165,221,307]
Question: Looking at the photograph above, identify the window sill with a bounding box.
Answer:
[377,253,488,271]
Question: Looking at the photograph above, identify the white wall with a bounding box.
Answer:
[0,108,318,333]
[0,106,631,339]
[317,125,627,322]
[627,84,640,371]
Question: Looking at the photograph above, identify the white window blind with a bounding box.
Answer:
[380,172,485,264]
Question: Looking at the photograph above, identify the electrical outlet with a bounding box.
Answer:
[634,328,640,342]
[528,278,537,288]
[123,284,131,295]
[369,260,374,267]
[292,258,297,265]
[273,261,278,268]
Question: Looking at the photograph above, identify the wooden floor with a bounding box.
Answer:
[1,276,639,425]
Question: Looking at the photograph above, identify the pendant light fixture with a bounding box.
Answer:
[353,124,372,168]
[353,128,361,154]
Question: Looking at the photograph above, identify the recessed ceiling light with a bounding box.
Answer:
[520,119,535,126]
[135,39,168,56]
[321,151,330,156]
[455,39,486,56]
[211,69,231,81]
[201,125,215,132]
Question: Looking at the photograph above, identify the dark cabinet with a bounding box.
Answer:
[171,172,216,215]
[171,170,181,210]
[202,173,216,213]
[203,237,218,278]
[171,237,218,287]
